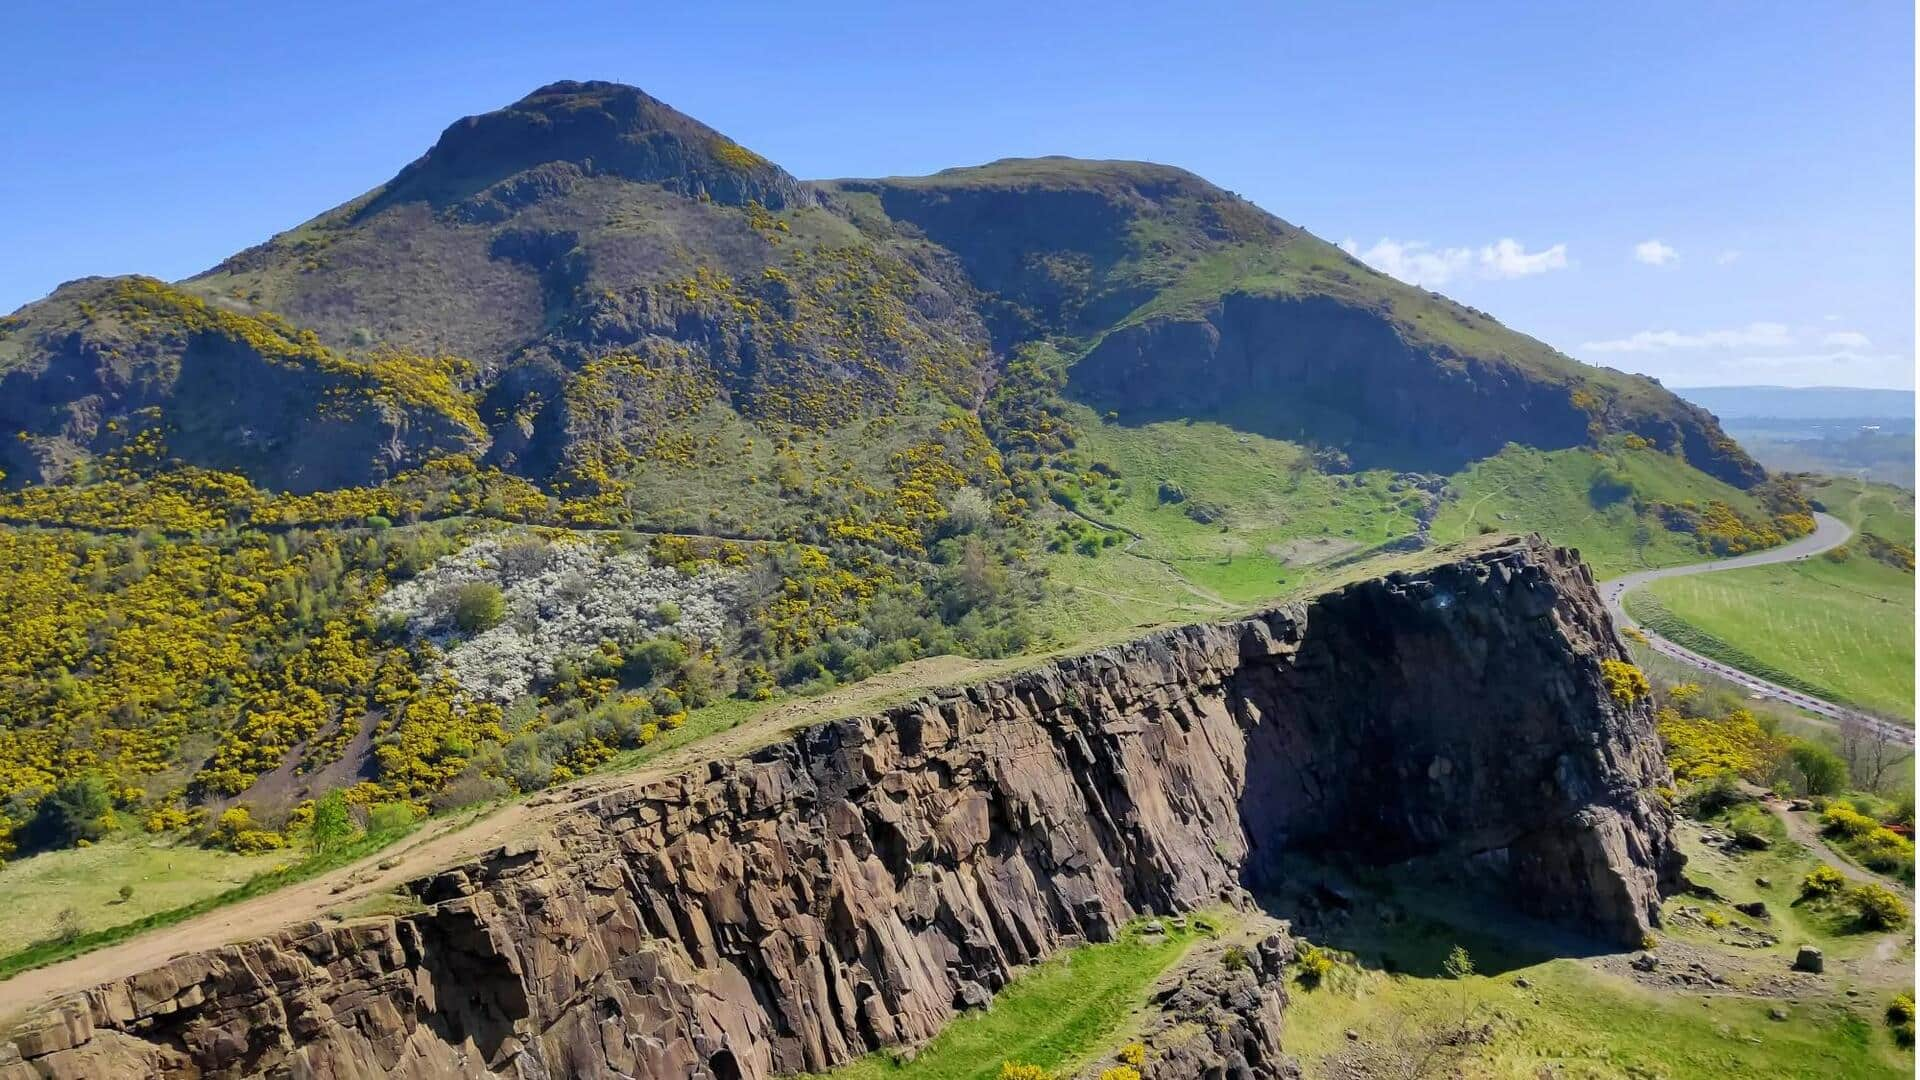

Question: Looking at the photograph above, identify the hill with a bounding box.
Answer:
[1678,385,1914,421]
[0,81,1790,860]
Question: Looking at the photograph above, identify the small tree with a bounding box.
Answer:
[307,789,357,857]
[1443,945,1475,1038]
[117,883,134,903]
[451,582,506,634]
[24,775,114,852]
[1788,741,1848,796]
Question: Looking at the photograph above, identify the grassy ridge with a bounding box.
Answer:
[1429,442,1771,577]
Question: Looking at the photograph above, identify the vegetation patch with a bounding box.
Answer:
[802,918,1209,1080]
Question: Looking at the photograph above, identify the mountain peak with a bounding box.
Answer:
[367,80,811,217]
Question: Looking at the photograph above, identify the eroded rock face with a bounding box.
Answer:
[0,537,1679,1079]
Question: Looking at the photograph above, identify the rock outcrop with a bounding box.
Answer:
[1111,922,1299,1080]
[0,537,1680,1079]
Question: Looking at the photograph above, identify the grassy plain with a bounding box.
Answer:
[0,837,286,955]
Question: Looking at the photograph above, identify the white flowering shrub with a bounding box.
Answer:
[377,534,737,702]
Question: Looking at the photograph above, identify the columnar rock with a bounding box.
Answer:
[0,536,1680,1079]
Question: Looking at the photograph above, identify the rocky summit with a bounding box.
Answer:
[0,537,1681,1079]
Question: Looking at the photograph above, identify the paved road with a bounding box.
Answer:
[1601,512,1913,746]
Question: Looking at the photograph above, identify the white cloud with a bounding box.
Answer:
[1481,238,1569,278]
[1633,239,1679,266]
[1338,237,1568,288]
[1715,250,1742,265]
[1822,330,1872,348]
[1581,322,1794,354]
[1338,239,1473,288]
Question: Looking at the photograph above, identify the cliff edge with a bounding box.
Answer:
[0,536,1680,1079]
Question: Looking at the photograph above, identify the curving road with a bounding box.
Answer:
[1601,511,1913,746]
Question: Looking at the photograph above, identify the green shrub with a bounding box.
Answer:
[1680,773,1750,819]
[451,581,506,634]
[1787,741,1848,796]
[306,789,359,856]
[1800,865,1848,899]
[22,775,114,852]
[366,802,420,834]
[1849,883,1909,930]
[1295,943,1334,987]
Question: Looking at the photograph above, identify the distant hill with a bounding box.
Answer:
[0,81,1761,493]
[1678,385,1915,421]
[1676,386,1915,487]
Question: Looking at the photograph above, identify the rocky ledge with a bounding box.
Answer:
[0,536,1680,1079]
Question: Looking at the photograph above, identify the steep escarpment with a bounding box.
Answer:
[1070,292,1594,475]
[0,538,1678,1080]
[1071,291,1764,484]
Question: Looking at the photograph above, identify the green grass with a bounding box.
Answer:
[1280,838,1913,1079]
[0,820,425,981]
[805,918,1205,1080]
[1284,945,1906,1078]
[1430,442,1770,577]
[0,836,287,955]
[599,696,770,773]
[1677,802,1901,953]
[1804,474,1915,550]
[1630,554,1913,722]
[1064,412,1423,606]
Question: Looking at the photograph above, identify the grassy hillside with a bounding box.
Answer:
[0,837,287,955]
[1430,441,1780,577]
[1064,412,1426,602]
[1630,552,1913,722]
[1808,474,1915,547]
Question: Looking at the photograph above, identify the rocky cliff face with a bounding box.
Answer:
[1070,292,1761,484]
[0,537,1679,1080]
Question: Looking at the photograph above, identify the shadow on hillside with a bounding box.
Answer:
[1249,856,1622,979]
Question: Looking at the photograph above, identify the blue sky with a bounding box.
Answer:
[4,2,1912,388]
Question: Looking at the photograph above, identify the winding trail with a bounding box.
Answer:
[1600,512,1912,745]
[1759,795,1911,893]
